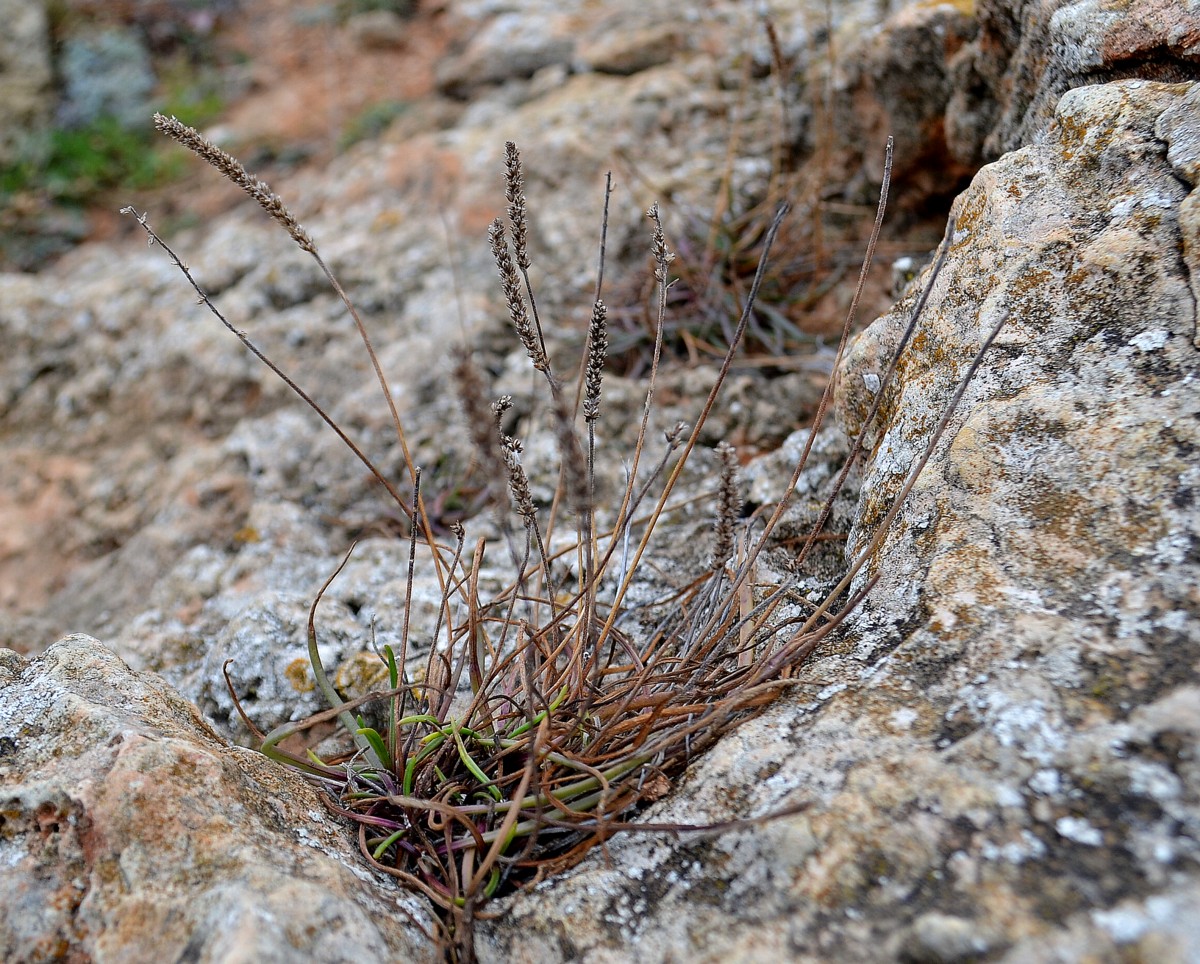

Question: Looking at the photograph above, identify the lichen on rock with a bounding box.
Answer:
[0,636,435,963]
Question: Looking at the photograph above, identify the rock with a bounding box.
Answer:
[824,0,979,204]
[477,78,1200,963]
[436,11,577,98]
[0,635,435,962]
[579,22,686,76]
[347,9,411,50]
[0,0,897,661]
[839,77,1200,592]
[946,0,1200,166]
[0,203,91,274]
[1158,83,1200,340]
[0,0,53,165]
[899,911,999,962]
[57,27,157,130]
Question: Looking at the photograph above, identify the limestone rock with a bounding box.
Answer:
[57,28,157,130]
[1158,83,1200,342]
[579,22,687,76]
[0,0,53,165]
[825,0,979,204]
[477,78,1200,963]
[0,635,435,963]
[0,0,891,673]
[839,77,1200,595]
[946,0,1200,165]
[436,9,577,98]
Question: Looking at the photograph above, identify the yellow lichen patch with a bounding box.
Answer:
[914,0,974,13]
[284,657,315,694]
[952,189,988,242]
[924,542,1005,633]
[1007,267,1055,299]
[1053,110,1091,164]
[946,407,1007,493]
[1053,86,1136,167]
[1013,482,1109,574]
[334,649,390,700]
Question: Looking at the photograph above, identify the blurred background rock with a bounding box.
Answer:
[0,0,431,271]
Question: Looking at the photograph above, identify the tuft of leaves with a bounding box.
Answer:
[131,126,1002,963]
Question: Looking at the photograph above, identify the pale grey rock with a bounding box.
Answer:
[900,912,999,962]
[946,0,1200,165]
[0,0,53,165]
[0,636,435,963]
[579,22,687,76]
[839,78,1199,620]
[436,11,577,97]
[1158,83,1200,347]
[57,28,157,130]
[2,0,890,658]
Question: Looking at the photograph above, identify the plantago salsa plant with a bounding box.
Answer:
[125,115,1003,961]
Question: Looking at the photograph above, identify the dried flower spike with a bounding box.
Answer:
[154,113,316,254]
[583,299,608,423]
[710,441,743,570]
[489,218,548,373]
[647,202,675,284]
[502,436,537,520]
[504,141,531,271]
[492,394,514,429]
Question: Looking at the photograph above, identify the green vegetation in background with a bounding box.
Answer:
[336,0,418,19]
[338,100,411,152]
[0,59,226,205]
[1,118,177,202]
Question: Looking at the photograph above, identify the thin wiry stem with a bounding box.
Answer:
[679,137,896,661]
[577,299,607,699]
[500,434,561,641]
[153,113,455,610]
[120,207,413,518]
[597,202,788,647]
[593,204,674,615]
[153,116,407,477]
[754,308,1009,685]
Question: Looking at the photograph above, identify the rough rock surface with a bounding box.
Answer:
[947,0,1200,165]
[0,635,434,963]
[56,27,157,130]
[827,0,980,206]
[1,0,1198,961]
[0,0,903,715]
[0,0,53,165]
[477,77,1200,963]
